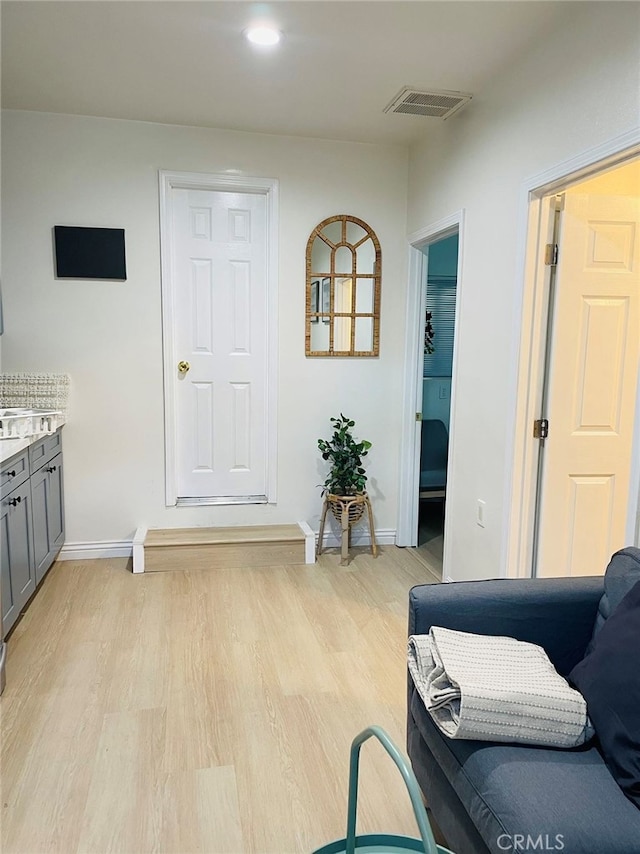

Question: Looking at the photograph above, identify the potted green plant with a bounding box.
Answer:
[317,414,377,563]
[318,414,372,522]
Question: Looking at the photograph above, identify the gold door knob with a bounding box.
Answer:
[177,360,190,374]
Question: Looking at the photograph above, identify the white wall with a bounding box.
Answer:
[1,110,408,546]
[407,2,640,581]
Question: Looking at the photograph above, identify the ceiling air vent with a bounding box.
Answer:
[383,87,472,120]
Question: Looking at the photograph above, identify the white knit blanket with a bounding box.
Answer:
[408,627,593,748]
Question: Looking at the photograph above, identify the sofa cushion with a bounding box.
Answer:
[410,689,640,853]
[589,547,640,645]
[570,579,640,808]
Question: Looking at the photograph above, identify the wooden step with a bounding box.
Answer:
[134,523,313,573]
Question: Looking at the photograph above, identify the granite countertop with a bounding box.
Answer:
[0,421,65,465]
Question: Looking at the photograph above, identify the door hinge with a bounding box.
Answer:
[544,243,558,266]
[415,412,422,422]
[533,418,549,439]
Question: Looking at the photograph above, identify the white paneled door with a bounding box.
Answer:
[536,192,640,576]
[168,185,269,502]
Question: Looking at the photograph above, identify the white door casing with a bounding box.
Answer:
[535,192,640,577]
[159,172,278,506]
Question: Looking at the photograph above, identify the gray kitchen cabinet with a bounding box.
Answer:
[1,428,64,636]
[1,479,36,634]
[29,430,62,474]
[31,453,65,585]
[0,449,30,498]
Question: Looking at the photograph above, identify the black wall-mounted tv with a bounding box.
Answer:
[54,226,127,280]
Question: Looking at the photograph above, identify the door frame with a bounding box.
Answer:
[158,170,279,507]
[397,210,464,578]
[505,129,640,578]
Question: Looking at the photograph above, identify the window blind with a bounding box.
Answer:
[424,276,457,378]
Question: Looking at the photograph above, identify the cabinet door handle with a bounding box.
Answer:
[47,465,57,473]
[8,496,21,507]
[7,470,16,478]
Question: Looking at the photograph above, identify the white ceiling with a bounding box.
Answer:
[1,1,567,146]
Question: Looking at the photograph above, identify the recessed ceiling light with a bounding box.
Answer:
[244,26,282,47]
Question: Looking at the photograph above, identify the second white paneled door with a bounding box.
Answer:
[164,179,272,504]
[536,191,640,576]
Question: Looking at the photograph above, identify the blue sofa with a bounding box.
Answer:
[407,576,640,854]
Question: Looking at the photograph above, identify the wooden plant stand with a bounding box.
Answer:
[316,493,377,566]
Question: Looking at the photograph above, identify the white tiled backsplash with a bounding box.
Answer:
[0,373,70,415]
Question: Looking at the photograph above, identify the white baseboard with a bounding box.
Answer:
[319,527,396,548]
[58,540,133,561]
[58,527,397,563]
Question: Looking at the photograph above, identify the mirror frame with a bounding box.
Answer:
[305,214,381,357]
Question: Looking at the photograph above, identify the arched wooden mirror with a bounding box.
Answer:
[305,215,381,356]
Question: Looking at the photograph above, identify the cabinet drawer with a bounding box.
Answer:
[29,430,63,474]
[1,451,30,500]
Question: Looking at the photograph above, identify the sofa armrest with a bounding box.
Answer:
[408,576,603,676]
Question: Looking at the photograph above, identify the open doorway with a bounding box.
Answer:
[397,211,463,582]
[418,234,459,574]
[510,154,640,578]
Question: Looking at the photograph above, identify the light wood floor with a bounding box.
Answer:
[1,546,440,854]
